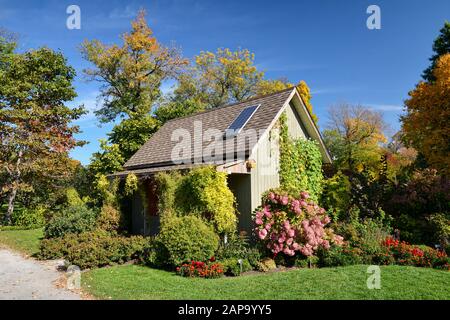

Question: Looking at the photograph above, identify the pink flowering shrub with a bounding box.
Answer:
[254,189,344,257]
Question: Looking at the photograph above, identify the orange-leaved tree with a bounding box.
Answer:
[402,53,450,175]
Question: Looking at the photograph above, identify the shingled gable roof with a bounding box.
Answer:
[121,87,331,174]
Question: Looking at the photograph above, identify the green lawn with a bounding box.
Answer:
[82,264,450,300]
[1,225,448,300]
[0,228,44,256]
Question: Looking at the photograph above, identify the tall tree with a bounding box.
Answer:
[256,79,318,124]
[0,41,85,223]
[108,114,159,160]
[81,9,187,123]
[174,48,319,123]
[174,48,264,109]
[422,21,450,82]
[255,78,291,96]
[323,103,387,172]
[82,10,186,173]
[402,53,450,176]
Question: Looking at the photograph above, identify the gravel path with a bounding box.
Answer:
[0,248,83,300]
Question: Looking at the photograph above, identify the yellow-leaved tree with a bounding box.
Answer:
[172,47,319,123]
[82,9,187,122]
[256,79,318,124]
[82,10,187,174]
[324,103,387,172]
[402,53,450,175]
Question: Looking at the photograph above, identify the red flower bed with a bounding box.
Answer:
[176,260,224,278]
[382,237,449,270]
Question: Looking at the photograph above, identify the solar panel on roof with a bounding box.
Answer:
[225,104,260,138]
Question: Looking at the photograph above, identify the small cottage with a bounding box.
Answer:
[114,87,331,235]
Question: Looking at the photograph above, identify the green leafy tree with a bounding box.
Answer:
[422,21,450,82]
[154,98,205,124]
[89,140,124,176]
[174,48,264,109]
[0,40,85,223]
[108,115,159,160]
[296,80,318,124]
[173,48,319,122]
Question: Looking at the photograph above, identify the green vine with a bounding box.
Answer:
[279,112,323,201]
[155,167,237,235]
[124,173,139,196]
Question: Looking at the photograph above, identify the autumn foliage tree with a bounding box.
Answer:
[82,9,186,123]
[422,21,450,82]
[0,38,85,223]
[402,53,450,176]
[324,103,387,172]
[174,48,264,109]
[172,47,318,122]
[82,10,187,173]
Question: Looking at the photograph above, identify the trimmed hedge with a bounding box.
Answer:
[38,229,146,269]
[149,216,219,267]
[44,205,96,239]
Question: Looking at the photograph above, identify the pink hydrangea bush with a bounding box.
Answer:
[254,190,344,257]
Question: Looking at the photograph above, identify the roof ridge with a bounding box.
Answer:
[164,86,296,124]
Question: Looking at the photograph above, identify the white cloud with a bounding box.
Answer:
[69,92,101,126]
[366,104,404,112]
[310,86,360,95]
[109,5,139,20]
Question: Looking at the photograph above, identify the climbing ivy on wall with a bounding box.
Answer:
[279,112,323,201]
[155,166,237,234]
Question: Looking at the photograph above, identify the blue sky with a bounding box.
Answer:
[1,0,449,164]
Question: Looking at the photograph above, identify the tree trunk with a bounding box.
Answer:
[4,187,17,225]
[4,150,22,225]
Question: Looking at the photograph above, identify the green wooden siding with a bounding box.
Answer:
[247,103,309,224]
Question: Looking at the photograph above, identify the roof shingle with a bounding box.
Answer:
[124,88,295,170]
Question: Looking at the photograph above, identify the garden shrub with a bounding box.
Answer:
[65,188,85,207]
[427,213,450,247]
[38,230,146,269]
[256,257,277,272]
[294,255,319,268]
[11,206,46,229]
[254,189,343,258]
[348,167,390,221]
[44,204,97,239]
[215,234,261,268]
[317,245,363,267]
[177,167,237,234]
[38,237,70,260]
[220,258,252,276]
[320,172,351,221]
[334,216,391,262]
[386,169,450,244]
[96,203,121,232]
[154,216,219,267]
